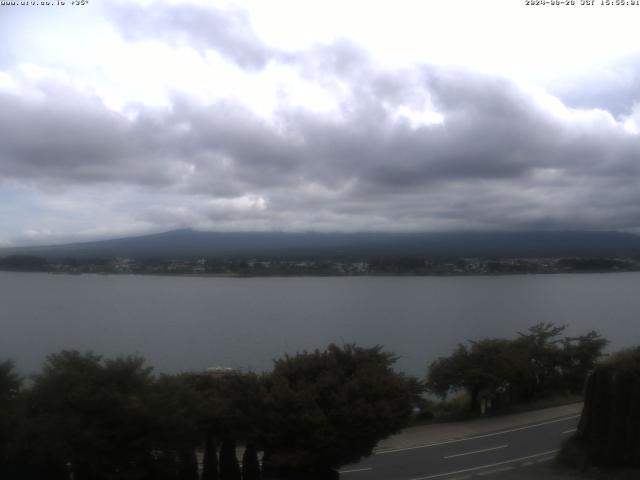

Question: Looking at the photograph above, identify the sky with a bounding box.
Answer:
[2,0,640,246]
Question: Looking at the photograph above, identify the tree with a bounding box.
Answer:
[560,331,608,393]
[426,323,608,413]
[260,344,415,478]
[427,339,523,412]
[25,350,156,480]
[177,448,199,480]
[0,360,21,403]
[0,360,22,476]
[515,322,568,399]
[0,255,49,272]
[426,344,469,399]
[219,436,241,480]
[186,369,265,479]
[242,443,260,480]
[148,374,207,479]
[187,370,265,440]
[201,432,219,480]
[561,347,640,468]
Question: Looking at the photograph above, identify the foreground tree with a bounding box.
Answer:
[219,436,242,480]
[177,449,199,480]
[515,323,607,398]
[560,331,609,393]
[561,347,640,468]
[201,432,219,480]
[427,323,608,412]
[0,360,21,403]
[185,369,264,479]
[24,351,156,479]
[242,443,261,480]
[148,374,208,479]
[427,339,523,413]
[0,360,22,476]
[514,322,568,399]
[261,344,416,478]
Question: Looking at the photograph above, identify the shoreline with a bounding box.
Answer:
[1,269,639,278]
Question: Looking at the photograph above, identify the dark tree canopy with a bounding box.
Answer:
[570,346,640,468]
[0,360,21,407]
[219,436,241,480]
[185,370,264,441]
[241,443,261,480]
[427,339,524,412]
[261,344,416,474]
[0,360,22,476]
[201,433,219,480]
[560,331,609,393]
[148,374,205,450]
[26,351,156,479]
[1,344,420,479]
[426,323,608,413]
[0,255,49,272]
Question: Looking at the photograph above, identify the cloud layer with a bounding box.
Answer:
[2,1,640,245]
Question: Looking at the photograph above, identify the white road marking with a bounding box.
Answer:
[562,428,577,435]
[339,467,373,474]
[444,444,508,459]
[376,415,579,455]
[408,449,559,480]
[477,465,514,476]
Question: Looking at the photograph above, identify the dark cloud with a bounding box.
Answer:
[3,45,640,234]
[0,84,190,187]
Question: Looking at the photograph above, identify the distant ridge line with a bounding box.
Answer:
[2,229,640,261]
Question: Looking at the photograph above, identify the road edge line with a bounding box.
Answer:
[408,449,559,480]
[376,414,579,455]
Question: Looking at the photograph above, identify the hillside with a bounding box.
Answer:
[3,230,640,261]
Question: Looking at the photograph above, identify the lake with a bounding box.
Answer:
[1,271,639,376]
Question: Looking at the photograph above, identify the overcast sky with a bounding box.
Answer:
[2,0,640,246]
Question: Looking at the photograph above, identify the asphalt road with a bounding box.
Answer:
[339,414,580,480]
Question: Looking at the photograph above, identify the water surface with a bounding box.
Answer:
[1,272,639,376]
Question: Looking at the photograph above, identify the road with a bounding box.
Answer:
[339,413,580,480]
